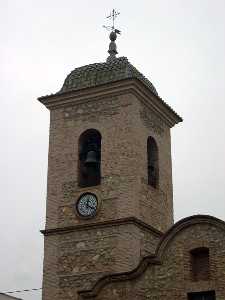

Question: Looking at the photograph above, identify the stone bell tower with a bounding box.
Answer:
[39,22,182,300]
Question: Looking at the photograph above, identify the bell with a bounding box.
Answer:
[148,165,155,173]
[84,150,98,165]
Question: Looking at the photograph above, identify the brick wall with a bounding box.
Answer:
[88,217,225,300]
[45,91,173,231]
[40,79,179,299]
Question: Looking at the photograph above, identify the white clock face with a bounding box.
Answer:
[76,193,98,217]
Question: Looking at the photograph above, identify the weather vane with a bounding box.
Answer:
[103,9,121,62]
[103,9,121,34]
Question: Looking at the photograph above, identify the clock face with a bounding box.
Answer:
[76,193,98,217]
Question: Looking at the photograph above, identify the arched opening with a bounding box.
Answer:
[190,247,210,281]
[188,291,215,300]
[78,129,101,187]
[147,137,159,188]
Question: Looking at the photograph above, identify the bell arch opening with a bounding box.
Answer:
[78,129,101,188]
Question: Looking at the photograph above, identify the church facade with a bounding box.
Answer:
[38,30,225,300]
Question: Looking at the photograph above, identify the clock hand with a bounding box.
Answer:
[86,201,95,209]
[86,199,90,209]
[85,199,94,209]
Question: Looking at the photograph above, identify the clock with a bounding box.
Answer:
[76,193,98,218]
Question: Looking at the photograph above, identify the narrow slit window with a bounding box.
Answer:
[147,137,159,188]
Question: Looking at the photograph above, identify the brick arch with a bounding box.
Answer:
[78,128,102,188]
[78,215,225,299]
[156,214,225,260]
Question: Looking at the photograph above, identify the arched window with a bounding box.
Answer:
[147,137,159,188]
[190,247,210,281]
[78,129,101,187]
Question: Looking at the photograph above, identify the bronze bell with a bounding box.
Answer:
[84,150,98,165]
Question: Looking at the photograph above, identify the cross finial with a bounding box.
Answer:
[107,9,120,30]
[103,9,121,63]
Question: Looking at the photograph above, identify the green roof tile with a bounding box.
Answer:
[59,57,158,96]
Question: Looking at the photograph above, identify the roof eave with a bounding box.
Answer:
[38,77,182,128]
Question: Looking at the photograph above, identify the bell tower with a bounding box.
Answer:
[39,16,182,300]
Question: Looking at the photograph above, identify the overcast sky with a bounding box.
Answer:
[0,1,225,299]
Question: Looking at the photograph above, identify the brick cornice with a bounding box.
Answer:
[40,216,163,237]
[38,78,182,128]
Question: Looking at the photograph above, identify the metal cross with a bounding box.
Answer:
[107,9,120,30]
[103,9,121,33]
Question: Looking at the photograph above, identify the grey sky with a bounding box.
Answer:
[0,1,225,299]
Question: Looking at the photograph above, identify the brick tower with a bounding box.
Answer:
[39,27,182,300]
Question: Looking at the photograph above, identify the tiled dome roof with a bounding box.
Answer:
[59,57,158,96]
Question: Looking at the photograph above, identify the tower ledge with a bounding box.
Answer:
[38,75,182,128]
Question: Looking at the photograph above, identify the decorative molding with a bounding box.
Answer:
[38,79,182,128]
[40,216,163,237]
